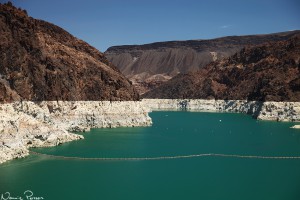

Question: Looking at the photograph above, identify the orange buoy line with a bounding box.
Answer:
[29,150,300,161]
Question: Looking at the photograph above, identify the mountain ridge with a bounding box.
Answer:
[107,30,300,52]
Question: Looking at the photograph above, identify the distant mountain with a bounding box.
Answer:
[105,31,300,94]
[143,35,300,101]
[0,2,139,102]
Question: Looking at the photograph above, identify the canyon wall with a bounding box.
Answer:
[0,3,150,164]
[143,36,300,101]
[106,31,300,94]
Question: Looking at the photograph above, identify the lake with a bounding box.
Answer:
[1,111,300,200]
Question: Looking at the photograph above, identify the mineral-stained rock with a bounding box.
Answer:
[0,2,139,102]
[0,101,152,164]
[143,99,300,122]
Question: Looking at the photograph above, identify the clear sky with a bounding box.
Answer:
[2,0,300,52]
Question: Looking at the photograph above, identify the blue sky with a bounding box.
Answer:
[3,0,300,51]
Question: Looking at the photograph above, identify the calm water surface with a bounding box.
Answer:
[1,111,300,200]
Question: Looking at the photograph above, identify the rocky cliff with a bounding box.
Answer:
[143,35,300,102]
[105,31,300,94]
[0,2,139,101]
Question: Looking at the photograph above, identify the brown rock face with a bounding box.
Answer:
[105,31,300,95]
[0,3,139,102]
[143,35,300,102]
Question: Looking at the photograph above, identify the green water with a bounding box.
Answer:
[1,111,300,200]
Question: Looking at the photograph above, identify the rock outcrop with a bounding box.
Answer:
[0,2,139,101]
[105,31,300,94]
[143,35,300,102]
[143,99,300,122]
[0,101,152,164]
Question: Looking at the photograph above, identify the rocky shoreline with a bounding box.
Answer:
[143,99,300,122]
[0,101,152,164]
[1,99,299,164]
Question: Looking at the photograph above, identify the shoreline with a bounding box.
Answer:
[0,101,152,164]
[142,99,300,122]
[1,99,300,164]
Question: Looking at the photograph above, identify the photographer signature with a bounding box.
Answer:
[1,190,44,200]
